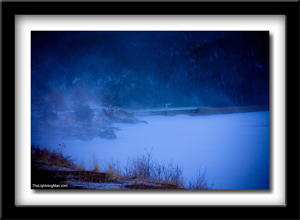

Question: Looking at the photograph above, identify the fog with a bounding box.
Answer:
[32,112,269,189]
[31,31,269,189]
[32,31,269,110]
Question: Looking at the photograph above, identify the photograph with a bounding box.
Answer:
[31,31,270,190]
[1,0,298,216]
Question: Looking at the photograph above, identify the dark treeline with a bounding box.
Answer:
[31,31,269,113]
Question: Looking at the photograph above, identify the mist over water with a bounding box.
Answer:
[32,111,269,190]
[31,31,269,189]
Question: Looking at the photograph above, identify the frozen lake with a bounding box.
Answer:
[32,111,269,190]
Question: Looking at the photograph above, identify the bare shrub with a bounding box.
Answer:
[187,165,214,190]
[124,147,185,188]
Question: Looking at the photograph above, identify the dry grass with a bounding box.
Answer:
[91,152,100,172]
[31,145,75,169]
[99,158,122,180]
[75,156,86,171]
[32,145,212,190]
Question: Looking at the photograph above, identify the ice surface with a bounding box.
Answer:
[32,111,269,190]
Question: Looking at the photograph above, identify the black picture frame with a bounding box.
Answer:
[2,1,299,219]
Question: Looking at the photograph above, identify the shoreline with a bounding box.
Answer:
[133,105,269,116]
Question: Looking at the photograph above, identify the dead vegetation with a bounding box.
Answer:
[31,145,212,190]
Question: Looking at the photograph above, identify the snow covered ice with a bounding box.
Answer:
[32,111,269,190]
